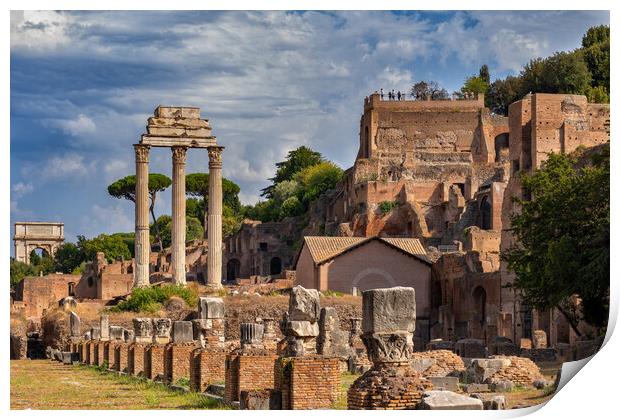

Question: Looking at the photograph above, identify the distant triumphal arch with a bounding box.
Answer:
[14,222,64,264]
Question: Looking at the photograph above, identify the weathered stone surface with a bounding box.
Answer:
[69,311,80,337]
[289,286,320,322]
[533,330,547,349]
[133,318,154,340]
[466,358,512,383]
[172,321,194,343]
[363,332,414,364]
[198,297,224,319]
[100,314,109,340]
[240,323,264,347]
[428,376,459,392]
[470,393,506,410]
[411,358,435,373]
[455,338,486,358]
[60,352,78,364]
[463,383,489,393]
[427,340,455,351]
[362,287,416,334]
[318,307,351,357]
[84,331,91,340]
[240,390,278,410]
[153,318,172,339]
[109,326,124,341]
[488,378,513,392]
[123,329,134,343]
[286,320,319,337]
[90,327,101,340]
[418,391,483,410]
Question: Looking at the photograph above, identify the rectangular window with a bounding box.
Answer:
[259,242,268,252]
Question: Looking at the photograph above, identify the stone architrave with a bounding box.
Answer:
[289,285,320,321]
[69,311,80,338]
[171,146,188,285]
[133,144,151,288]
[207,146,224,287]
[172,321,194,343]
[198,297,224,319]
[100,314,109,341]
[362,287,416,365]
[418,391,483,410]
[153,318,172,344]
[133,318,154,343]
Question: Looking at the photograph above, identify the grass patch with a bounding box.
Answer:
[109,284,198,313]
[323,290,345,297]
[334,372,359,409]
[11,360,228,410]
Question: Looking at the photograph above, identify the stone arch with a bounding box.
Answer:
[269,257,282,276]
[226,258,241,281]
[351,268,397,292]
[479,196,492,230]
[13,222,64,265]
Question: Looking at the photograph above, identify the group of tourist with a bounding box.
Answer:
[380,88,407,101]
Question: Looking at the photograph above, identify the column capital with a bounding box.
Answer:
[171,146,188,164]
[208,146,224,168]
[134,144,151,163]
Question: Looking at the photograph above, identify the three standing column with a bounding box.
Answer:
[207,146,225,287]
[133,144,151,288]
[171,146,188,285]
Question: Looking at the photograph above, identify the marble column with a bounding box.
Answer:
[207,146,224,287]
[171,146,188,285]
[133,144,151,288]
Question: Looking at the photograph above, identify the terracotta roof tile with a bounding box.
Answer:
[302,236,428,265]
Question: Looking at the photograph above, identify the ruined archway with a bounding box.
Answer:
[270,257,282,276]
[226,258,241,281]
[494,133,509,162]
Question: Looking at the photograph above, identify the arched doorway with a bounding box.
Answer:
[480,196,492,230]
[270,257,282,276]
[226,259,240,281]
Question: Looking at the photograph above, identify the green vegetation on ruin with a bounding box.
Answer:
[109,284,199,313]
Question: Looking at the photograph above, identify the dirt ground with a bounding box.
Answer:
[10,360,226,410]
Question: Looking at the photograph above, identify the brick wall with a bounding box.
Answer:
[189,348,228,392]
[88,341,96,365]
[225,352,279,402]
[102,341,111,366]
[117,343,129,372]
[128,343,147,376]
[163,343,197,384]
[147,344,165,381]
[92,341,100,366]
[274,356,340,409]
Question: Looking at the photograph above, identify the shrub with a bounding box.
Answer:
[112,284,198,313]
[378,201,399,215]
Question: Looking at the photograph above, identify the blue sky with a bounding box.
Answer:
[10,10,609,247]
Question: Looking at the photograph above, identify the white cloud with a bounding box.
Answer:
[10,10,73,51]
[52,114,97,137]
[11,182,34,198]
[86,203,134,235]
[22,152,94,181]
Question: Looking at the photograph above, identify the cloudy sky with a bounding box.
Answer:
[10,10,609,247]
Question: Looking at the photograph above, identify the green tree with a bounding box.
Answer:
[461,75,489,96]
[54,243,85,274]
[487,76,523,115]
[479,64,490,85]
[151,215,204,248]
[294,161,344,205]
[107,173,172,251]
[77,234,132,263]
[410,80,449,100]
[185,173,241,234]
[581,25,609,96]
[502,145,609,335]
[280,196,303,219]
[261,146,324,198]
[10,259,36,288]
